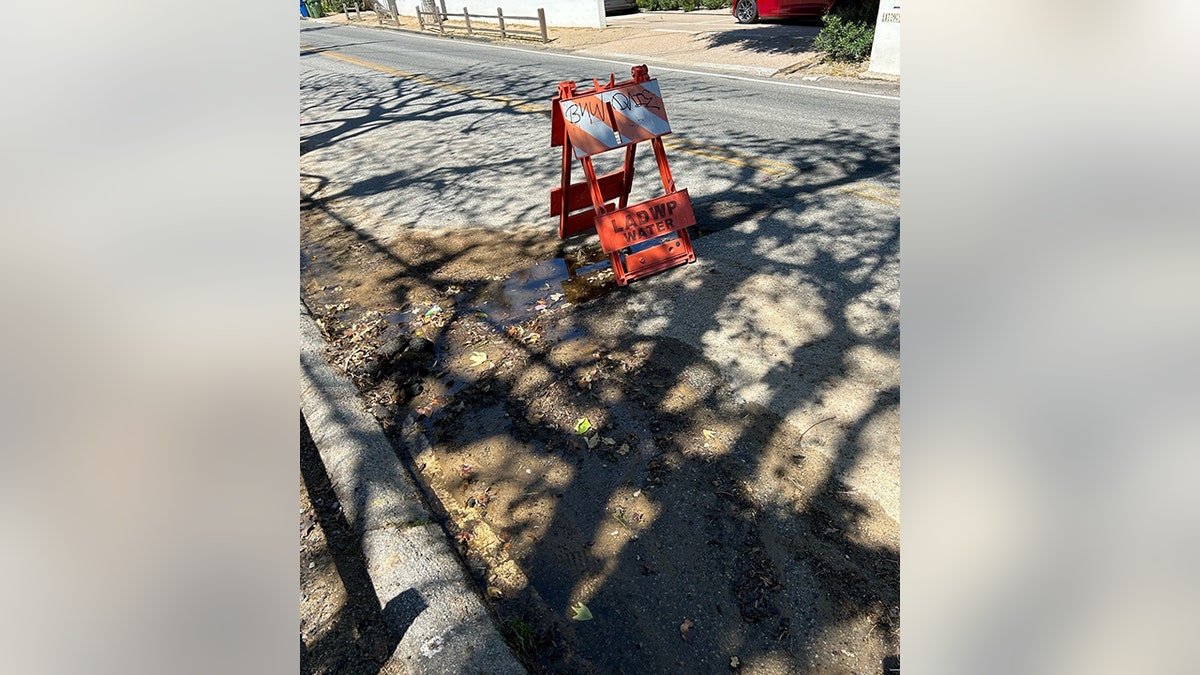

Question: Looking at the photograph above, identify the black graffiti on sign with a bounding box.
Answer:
[882,12,900,22]
[610,90,661,113]
[563,98,609,125]
[565,87,662,126]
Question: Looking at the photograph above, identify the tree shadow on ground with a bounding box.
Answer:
[697,23,821,56]
[301,38,898,673]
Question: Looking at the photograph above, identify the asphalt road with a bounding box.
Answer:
[301,19,899,671]
[299,21,899,230]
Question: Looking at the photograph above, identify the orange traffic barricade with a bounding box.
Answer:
[550,65,697,285]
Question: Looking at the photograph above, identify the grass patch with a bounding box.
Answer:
[502,617,537,659]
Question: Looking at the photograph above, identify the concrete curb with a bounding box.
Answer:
[859,70,900,83]
[300,302,525,674]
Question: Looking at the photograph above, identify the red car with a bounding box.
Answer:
[732,0,836,24]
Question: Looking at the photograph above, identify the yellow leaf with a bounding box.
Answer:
[469,352,488,367]
[570,602,593,621]
[702,429,716,441]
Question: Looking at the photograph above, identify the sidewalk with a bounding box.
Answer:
[310,8,893,83]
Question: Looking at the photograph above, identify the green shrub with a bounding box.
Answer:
[828,0,879,23]
[814,1,878,62]
[636,0,731,10]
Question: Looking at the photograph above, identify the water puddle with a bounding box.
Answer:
[468,248,619,330]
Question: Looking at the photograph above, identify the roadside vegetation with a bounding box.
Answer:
[634,0,880,65]
[814,0,879,62]
[636,0,731,10]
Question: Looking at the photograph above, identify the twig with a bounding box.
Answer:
[797,416,836,450]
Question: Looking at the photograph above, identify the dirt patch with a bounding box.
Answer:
[776,56,871,79]
[301,198,899,673]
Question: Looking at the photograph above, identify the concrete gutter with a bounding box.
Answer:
[300,302,525,674]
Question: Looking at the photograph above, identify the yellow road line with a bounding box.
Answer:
[662,137,795,177]
[305,45,547,114]
[304,46,873,185]
[840,184,899,207]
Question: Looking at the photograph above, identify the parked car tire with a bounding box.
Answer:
[734,0,759,24]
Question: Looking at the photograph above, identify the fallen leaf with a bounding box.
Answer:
[612,507,628,526]
[574,418,592,435]
[469,352,488,367]
[641,564,656,575]
[680,618,695,641]
[730,656,741,669]
[570,602,593,621]
[586,434,600,449]
[618,443,630,455]
[702,429,717,441]
[602,437,615,446]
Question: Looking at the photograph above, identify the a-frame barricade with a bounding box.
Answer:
[550,65,697,286]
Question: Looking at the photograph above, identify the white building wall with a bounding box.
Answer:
[402,0,606,28]
[867,1,900,77]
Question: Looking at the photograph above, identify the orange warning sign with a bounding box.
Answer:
[595,189,695,252]
[549,65,698,286]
